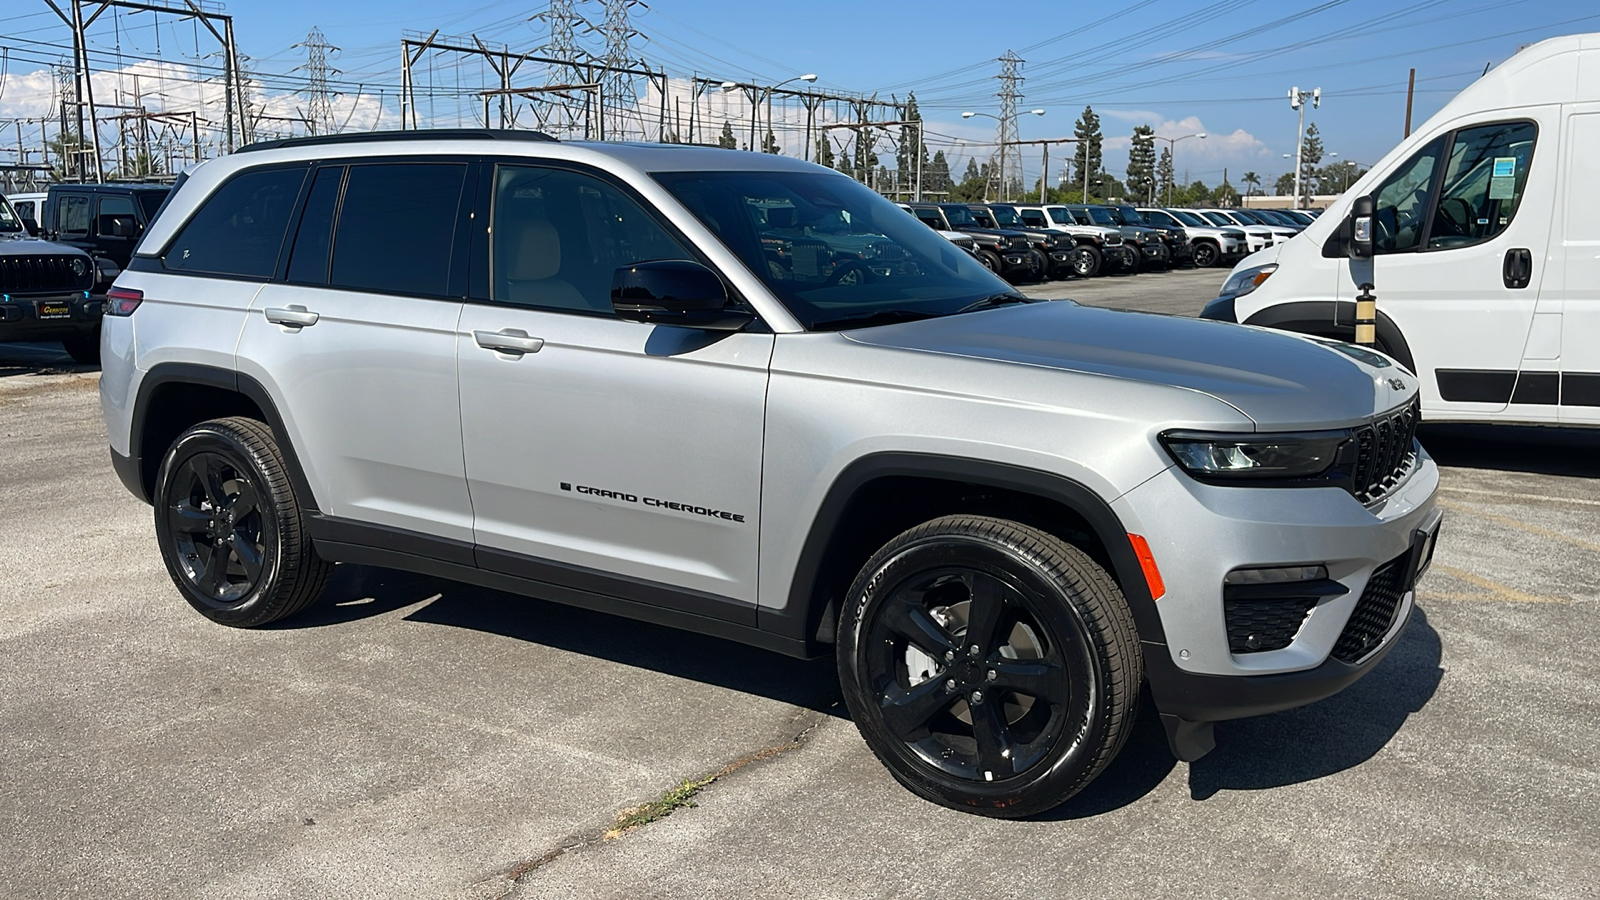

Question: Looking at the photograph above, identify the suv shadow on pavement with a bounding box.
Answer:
[1420,425,1600,478]
[1039,608,1442,818]
[271,562,846,717]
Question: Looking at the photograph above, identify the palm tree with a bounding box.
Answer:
[1242,171,1261,197]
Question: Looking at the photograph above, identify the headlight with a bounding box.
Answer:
[1160,430,1350,481]
[71,257,88,278]
[1220,263,1277,299]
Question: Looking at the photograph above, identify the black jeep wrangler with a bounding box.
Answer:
[905,203,1039,284]
[42,183,171,294]
[0,195,101,363]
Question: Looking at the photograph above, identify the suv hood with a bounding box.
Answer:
[841,302,1411,429]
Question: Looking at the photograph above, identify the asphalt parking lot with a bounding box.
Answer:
[2,267,1597,899]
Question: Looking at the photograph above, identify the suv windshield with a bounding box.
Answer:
[939,205,977,227]
[1202,212,1235,227]
[1082,207,1117,226]
[1113,206,1147,225]
[654,170,1018,330]
[1232,210,1268,225]
[988,206,1023,226]
[1168,209,1207,227]
[1048,208,1073,225]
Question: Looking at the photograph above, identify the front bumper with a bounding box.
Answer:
[0,291,103,342]
[1113,444,1440,751]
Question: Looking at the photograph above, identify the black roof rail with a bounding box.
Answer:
[236,128,558,154]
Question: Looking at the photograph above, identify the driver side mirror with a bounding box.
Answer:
[1348,195,1374,258]
[612,260,753,332]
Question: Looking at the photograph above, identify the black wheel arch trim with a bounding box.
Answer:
[1242,300,1416,373]
[767,452,1168,654]
[126,362,319,512]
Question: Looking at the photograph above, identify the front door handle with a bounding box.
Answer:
[474,329,544,355]
[1503,248,1532,289]
[265,305,320,327]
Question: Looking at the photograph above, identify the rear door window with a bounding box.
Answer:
[328,163,466,297]
[58,194,90,237]
[163,167,307,278]
[286,166,343,284]
[98,195,137,236]
[136,192,168,222]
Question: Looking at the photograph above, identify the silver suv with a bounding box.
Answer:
[102,130,1441,818]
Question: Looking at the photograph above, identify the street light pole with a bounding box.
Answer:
[1288,85,1321,207]
[1153,132,1206,206]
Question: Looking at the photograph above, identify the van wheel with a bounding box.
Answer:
[153,417,332,627]
[62,328,100,365]
[1191,241,1219,268]
[837,515,1142,818]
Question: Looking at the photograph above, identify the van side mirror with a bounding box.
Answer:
[1349,195,1375,258]
[612,260,753,332]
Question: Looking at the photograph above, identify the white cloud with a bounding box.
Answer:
[1097,110,1275,181]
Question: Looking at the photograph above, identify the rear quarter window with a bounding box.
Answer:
[163,167,307,278]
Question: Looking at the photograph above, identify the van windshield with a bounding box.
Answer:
[654,170,1024,330]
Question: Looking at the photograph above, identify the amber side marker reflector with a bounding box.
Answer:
[1128,533,1166,600]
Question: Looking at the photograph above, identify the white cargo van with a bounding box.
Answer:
[1205,32,1600,426]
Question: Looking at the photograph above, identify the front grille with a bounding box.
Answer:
[1103,234,1122,245]
[1006,237,1030,251]
[864,239,909,262]
[0,254,90,294]
[1330,552,1410,663]
[1351,400,1420,504]
[1225,596,1318,653]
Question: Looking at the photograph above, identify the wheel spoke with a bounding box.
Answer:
[880,675,957,740]
[964,572,1007,656]
[232,535,264,583]
[199,543,230,595]
[229,479,260,520]
[201,455,231,508]
[882,596,958,658]
[167,502,212,534]
[990,657,1070,706]
[970,697,1015,777]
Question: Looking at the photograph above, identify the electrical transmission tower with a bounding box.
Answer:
[594,0,646,140]
[994,51,1024,202]
[530,0,590,136]
[295,28,341,135]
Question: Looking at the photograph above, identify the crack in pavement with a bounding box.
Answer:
[462,707,832,900]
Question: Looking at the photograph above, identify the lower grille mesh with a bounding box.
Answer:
[1331,553,1409,663]
[1225,596,1319,653]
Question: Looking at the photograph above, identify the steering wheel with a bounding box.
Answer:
[1434,197,1475,237]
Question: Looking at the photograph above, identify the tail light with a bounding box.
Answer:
[106,286,143,316]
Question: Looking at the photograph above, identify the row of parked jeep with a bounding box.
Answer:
[899,201,1319,283]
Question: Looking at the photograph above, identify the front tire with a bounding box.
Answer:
[1121,246,1141,275]
[837,515,1142,818]
[976,249,1003,274]
[153,417,332,627]
[1192,241,1220,268]
[1070,245,1102,278]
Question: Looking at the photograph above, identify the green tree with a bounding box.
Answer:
[1241,171,1261,197]
[1214,177,1240,208]
[1274,172,1296,196]
[949,158,990,202]
[717,121,738,150]
[814,135,835,169]
[1100,172,1128,201]
[851,128,878,182]
[1316,160,1367,194]
[895,92,927,187]
[1126,125,1157,204]
[1071,105,1104,200]
[1155,146,1174,206]
[761,130,780,154]
[1297,122,1324,203]
[925,150,952,197]
[1172,179,1211,207]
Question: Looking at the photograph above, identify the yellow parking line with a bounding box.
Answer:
[1426,564,1570,604]
[1436,497,1600,555]
[1438,484,1600,508]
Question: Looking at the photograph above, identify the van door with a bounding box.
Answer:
[1556,106,1600,425]
[237,161,476,543]
[1338,110,1558,420]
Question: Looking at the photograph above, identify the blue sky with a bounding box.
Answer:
[4,0,1598,188]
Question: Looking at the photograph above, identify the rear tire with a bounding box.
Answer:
[153,416,332,628]
[837,515,1142,818]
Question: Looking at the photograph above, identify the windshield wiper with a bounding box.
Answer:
[956,293,1036,313]
[810,309,938,331]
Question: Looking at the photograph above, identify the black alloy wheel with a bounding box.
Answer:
[828,260,869,286]
[1070,245,1102,278]
[154,417,331,627]
[838,516,1141,817]
[976,249,1003,273]
[1121,245,1141,275]
[1192,241,1219,268]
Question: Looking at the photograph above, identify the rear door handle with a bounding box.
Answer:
[1503,248,1532,289]
[265,305,320,327]
[474,329,544,355]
